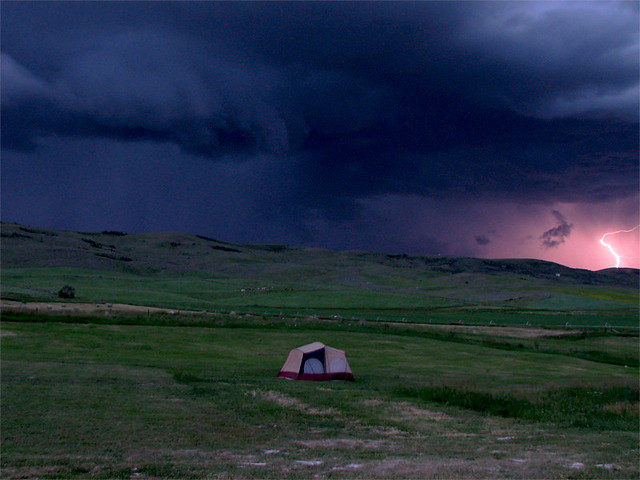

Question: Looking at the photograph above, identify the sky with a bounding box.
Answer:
[2,1,639,270]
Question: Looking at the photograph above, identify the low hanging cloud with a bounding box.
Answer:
[475,235,491,246]
[540,210,574,248]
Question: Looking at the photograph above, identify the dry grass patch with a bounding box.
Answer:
[411,323,576,338]
[360,398,450,422]
[366,425,408,437]
[0,300,209,318]
[391,401,450,421]
[603,400,639,417]
[249,390,339,416]
[296,438,388,449]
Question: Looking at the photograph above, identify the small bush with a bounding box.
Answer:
[58,285,75,299]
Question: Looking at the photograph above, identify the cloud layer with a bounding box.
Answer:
[1,2,638,266]
[541,210,574,249]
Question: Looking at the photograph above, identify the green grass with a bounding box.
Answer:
[527,293,634,311]
[397,385,639,430]
[1,224,639,478]
[2,222,638,318]
[1,315,638,479]
[4,310,638,368]
[2,267,638,328]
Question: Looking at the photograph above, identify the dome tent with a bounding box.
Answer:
[277,342,354,381]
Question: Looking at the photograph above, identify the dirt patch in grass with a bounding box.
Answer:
[0,456,108,480]
[126,448,221,464]
[1,300,204,317]
[0,330,17,336]
[366,425,408,437]
[352,451,594,479]
[394,322,576,338]
[296,438,388,449]
[249,390,338,416]
[1,465,71,479]
[392,401,450,421]
[361,398,450,421]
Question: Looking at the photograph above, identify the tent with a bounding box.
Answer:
[277,342,354,381]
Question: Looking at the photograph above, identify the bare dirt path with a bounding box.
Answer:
[0,300,207,317]
[0,300,577,338]
[384,322,576,338]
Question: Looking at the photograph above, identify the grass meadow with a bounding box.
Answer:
[1,312,638,479]
[1,225,638,478]
[2,267,637,328]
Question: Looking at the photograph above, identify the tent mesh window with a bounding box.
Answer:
[299,348,326,375]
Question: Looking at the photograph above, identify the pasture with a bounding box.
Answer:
[1,223,638,478]
[1,312,638,479]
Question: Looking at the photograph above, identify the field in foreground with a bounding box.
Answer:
[1,312,638,479]
[1,223,638,478]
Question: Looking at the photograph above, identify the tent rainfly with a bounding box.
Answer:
[277,342,354,381]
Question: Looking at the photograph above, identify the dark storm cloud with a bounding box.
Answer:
[540,210,574,249]
[475,235,491,246]
[1,33,294,155]
[1,1,638,219]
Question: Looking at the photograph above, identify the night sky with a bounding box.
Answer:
[2,1,639,270]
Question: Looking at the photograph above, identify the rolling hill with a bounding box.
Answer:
[1,222,638,326]
[2,222,639,479]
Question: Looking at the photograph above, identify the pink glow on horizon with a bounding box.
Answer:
[357,195,640,271]
[599,226,640,268]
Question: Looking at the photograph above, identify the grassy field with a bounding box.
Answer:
[2,266,638,328]
[1,223,639,478]
[1,313,638,479]
[2,222,638,330]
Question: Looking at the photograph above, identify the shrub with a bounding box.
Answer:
[58,285,75,299]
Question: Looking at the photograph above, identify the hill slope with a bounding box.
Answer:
[1,222,638,325]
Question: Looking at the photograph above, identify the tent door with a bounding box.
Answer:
[299,349,326,375]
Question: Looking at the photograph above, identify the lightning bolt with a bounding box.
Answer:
[599,225,640,268]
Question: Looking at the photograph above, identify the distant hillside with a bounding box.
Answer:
[383,254,639,288]
[1,222,638,322]
[2,222,637,287]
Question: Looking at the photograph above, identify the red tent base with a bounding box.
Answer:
[277,371,354,381]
